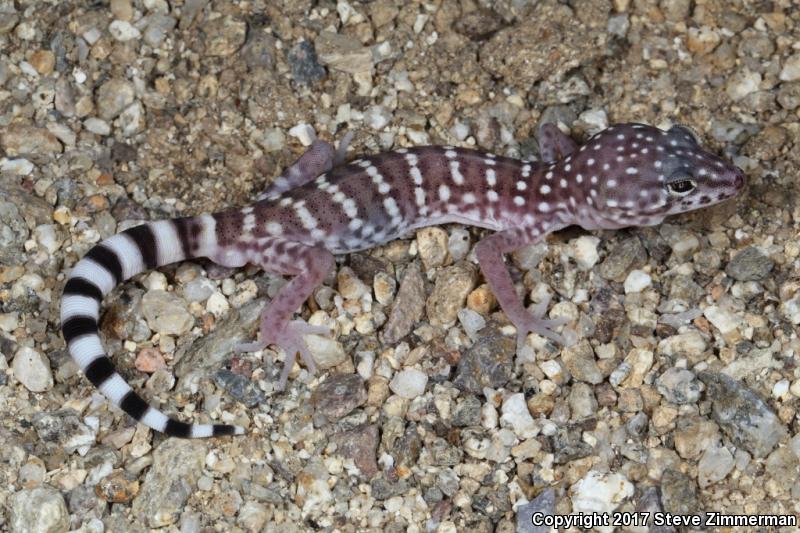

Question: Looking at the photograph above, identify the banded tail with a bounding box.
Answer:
[60,215,244,438]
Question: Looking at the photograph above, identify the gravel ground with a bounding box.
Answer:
[1,0,799,531]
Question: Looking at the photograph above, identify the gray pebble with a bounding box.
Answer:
[597,237,647,282]
[286,41,326,84]
[95,78,135,120]
[33,410,97,454]
[143,14,176,47]
[131,439,207,527]
[213,369,265,408]
[9,487,69,533]
[725,246,774,281]
[452,395,482,427]
[453,329,515,393]
[516,488,555,533]
[312,373,367,420]
[382,264,425,344]
[656,368,703,404]
[699,371,787,458]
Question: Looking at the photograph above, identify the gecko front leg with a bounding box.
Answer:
[538,123,578,163]
[257,132,354,201]
[236,243,335,388]
[474,227,569,350]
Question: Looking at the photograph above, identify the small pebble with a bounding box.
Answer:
[12,346,53,392]
[623,269,651,293]
[389,368,428,398]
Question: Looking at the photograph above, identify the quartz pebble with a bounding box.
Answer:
[389,368,428,398]
[571,236,600,270]
[500,393,537,439]
[9,487,69,533]
[12,346,53,392]
[623,269,651,293]
[571,471,633,533]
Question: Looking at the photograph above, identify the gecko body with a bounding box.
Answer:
[60,123,745,438]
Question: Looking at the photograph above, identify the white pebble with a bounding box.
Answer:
[205,292,230,317]
[578,109,608,132]
[779,53,800,82]
[772,379,790,401]
[84,117,111,136]
[500,393,537,439]
[108,20,141,41]
[0,157,34,175]
[571,471,634,533]
[288,123,316,146]
[624,269,652,293]
[389,368,428,399]
[12,346,54,392]
[571,236,601,270]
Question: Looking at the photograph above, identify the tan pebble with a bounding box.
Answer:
[612,0,630,11]
[686,26,720,55]
[135,347,166,373]
[416,227,449,270]
[95,470,139,503]
[90,194,109,210]
[527,393,554,416]
[110,0,133,21]
[466,284,496,314]
[0,265,25,284]
[367,376,390,406]
[95,172,115,186]
[29,50,55,74]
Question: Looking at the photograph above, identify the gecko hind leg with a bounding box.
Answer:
[234,244,335,390]
[474,229,571,352]
[257,132,354,200]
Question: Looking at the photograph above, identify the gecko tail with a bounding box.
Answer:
[60,217,244,438]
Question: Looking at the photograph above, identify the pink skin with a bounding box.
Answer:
[224,123,745,390]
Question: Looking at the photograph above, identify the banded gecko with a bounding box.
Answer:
[60,123,745,438]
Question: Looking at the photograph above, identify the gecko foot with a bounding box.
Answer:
[235,320,329,390]
[513,294,571,350]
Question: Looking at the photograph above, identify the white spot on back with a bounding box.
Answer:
[486,168,497,187]
[384,197,400,217]
[560,179,567,188]
[463,192,476,204]
[625,167,638,175]
[516,180,527,191]
[445,149,457,159]
[265,221,283,235]
[540,184,551,194]
[514,196,525,206]
[487,190,499,202]
[438,184,451,202]
[538,201,550,212]
[450,161,465,185]
[415,187,426,207]
[587,158,595,166]
[342,198,358,218]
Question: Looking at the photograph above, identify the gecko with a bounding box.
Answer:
[59,123,745,438]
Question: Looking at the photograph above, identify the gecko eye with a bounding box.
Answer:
[667,177,697,196]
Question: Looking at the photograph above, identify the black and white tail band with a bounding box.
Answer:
[60,217,244,438]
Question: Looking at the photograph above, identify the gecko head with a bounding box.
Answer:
[565,123,745,226]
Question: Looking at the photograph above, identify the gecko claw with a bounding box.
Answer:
[235,319,328,389]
